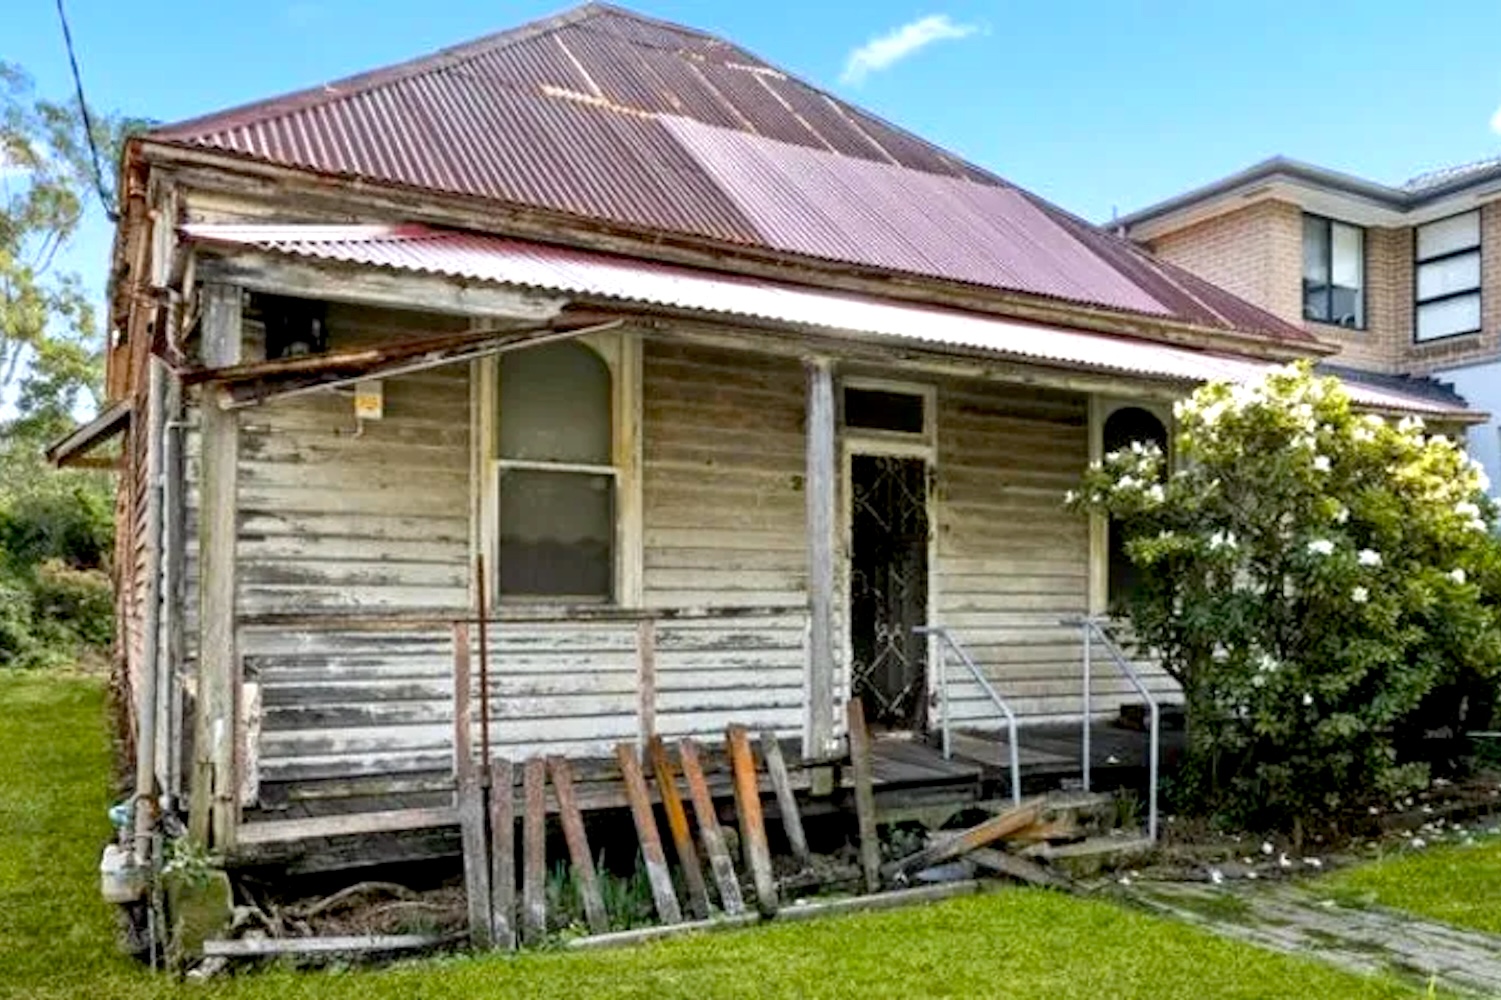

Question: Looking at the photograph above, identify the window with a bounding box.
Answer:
[1415,211,1482,341]
[1103,407,1169,611]
[1303,215,1365,328]
[495,342,615,600]
[843,386,926,435]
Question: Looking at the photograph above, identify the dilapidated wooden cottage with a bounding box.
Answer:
[63,3,1476,882]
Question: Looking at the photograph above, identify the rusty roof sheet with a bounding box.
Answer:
[181,222,1468,420]
[151,3,1311,345]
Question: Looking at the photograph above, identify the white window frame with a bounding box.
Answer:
[1415,210,1483,343]
[473,328,642,610]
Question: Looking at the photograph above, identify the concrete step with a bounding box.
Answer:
[1023,833,1155,878]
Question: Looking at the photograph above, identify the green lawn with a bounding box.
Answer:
[0,672,1425,1000]
[1324,833,1501,936]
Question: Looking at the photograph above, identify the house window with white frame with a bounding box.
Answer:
[495,341,616,600]
[1302,214,1365,329]
[1415,211,1482,342]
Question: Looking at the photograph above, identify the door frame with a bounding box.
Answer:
[838,377,938,735]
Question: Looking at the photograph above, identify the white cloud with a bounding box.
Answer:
[1491,104,1501,135]
[841,14,978,85]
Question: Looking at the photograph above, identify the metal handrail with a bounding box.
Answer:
[1062,615,1159,841]
[914,626,1022,807]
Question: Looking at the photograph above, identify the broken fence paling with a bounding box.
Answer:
[456,730,794,947]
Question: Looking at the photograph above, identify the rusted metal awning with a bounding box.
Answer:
[45,401,131,468]
[181,223,1481,421]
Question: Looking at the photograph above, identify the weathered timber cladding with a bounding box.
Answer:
[639,340,809,741]
[933,379,1176,722]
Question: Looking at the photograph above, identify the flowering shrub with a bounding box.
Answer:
[1068,363,1501,831]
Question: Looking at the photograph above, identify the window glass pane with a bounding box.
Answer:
[497,469,613,598]
[844,387,925,434]
[1416,293,1482,341]
[1302,216,1330,321]
[498,342,611,464]
[1329,223,1364,327]
[1417,211,1481,261]
[1417,251,1481,302]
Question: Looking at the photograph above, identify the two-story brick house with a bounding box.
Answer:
[1118,156,1501,486]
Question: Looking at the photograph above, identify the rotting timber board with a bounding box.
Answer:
[647,737,710,920]
[845,699,882,894]
[760,729,810,867]
[678,738,745,916]
[549,757,610,935]
[726,725,778,915]
[488,758,516,949]
[521,758,548,945]
[615,743,683,925]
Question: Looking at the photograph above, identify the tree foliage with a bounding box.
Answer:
[1069,363,1501,830]
[0,62,132,668]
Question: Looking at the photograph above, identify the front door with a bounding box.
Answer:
[849,454,929,731]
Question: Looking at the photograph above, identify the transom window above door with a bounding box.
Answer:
[1303,214,1365,329]
[841,383,932,441]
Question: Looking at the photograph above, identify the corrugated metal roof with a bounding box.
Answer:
[148,3,1311,345]
[181,222,1470,419]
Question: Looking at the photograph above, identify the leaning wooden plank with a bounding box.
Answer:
[967,847,1070,889]
[615,743,683,925]
[647,737,710,920]
[488,758,516,950]
[879,799,1043,883]
[548,757,610,935]
[203,934,457,958]
[458,769,492,949]
[759,730,810,867]
[725,725,778,915]
[451,621,472,779]
[845,699,882,894]
[678,739,745,916]
[521,757,548,945]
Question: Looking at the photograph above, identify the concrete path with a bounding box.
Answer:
[1128,879,1501,997]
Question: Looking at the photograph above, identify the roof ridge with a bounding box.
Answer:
[150,2,603,140]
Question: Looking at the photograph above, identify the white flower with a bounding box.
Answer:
[1256,653,1279,674]
[1302,693,1314,707]
[1363,414,1386,429]
[1449,568,1468,585]
[1469,518,1490,533]
[1333,505,1350,524]
[1457,501,1481,519]
[1209,530,1238,552]
[1261,842,1274,856]
[1063,490,1078,506]
[1173,399,1190,420]
[1352,426,1376,444]
[1351,586,1369,604]
[1209,869,1225,885]
[1410,837,1427,850]
[1144,484,1165,504]
[1398,416,1426,435]
[1304,858,1323,868]
[1117,474,1139,490]
[1357,549,1382,567]
[1308,539,1335,557]
[1312,454,1331,473]
[1278,852,1293,868]
[1251,674,1267,688]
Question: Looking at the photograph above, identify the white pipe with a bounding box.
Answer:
[133,357,168,866]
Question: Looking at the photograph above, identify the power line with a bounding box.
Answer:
[54,0,118,222]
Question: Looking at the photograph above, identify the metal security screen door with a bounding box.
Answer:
[849,454,929,730]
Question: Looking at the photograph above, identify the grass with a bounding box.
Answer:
[1323,835,1501,936]
[0,671,1428,999]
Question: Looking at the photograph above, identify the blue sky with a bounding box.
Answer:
[9,0,1501,322]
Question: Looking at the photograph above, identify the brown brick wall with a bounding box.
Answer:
[1148,200,1304,326]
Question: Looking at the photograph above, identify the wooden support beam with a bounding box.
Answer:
[636,619,656,747]
[548,757,610,935]
[615,743,683,925]
[488,759,516,950]
[451,623,472,778]
[759,730,810,868]
[804,358,837,759]
[193,282,242,851]
[845,698,882,894]
[726,725,777,915]
[647,737,710,920]
[678,739,745,916]
[458,769,492,949]
[521,758,548,945]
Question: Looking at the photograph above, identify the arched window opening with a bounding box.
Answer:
[496,341,615,600]
[1103,406,1169,611]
